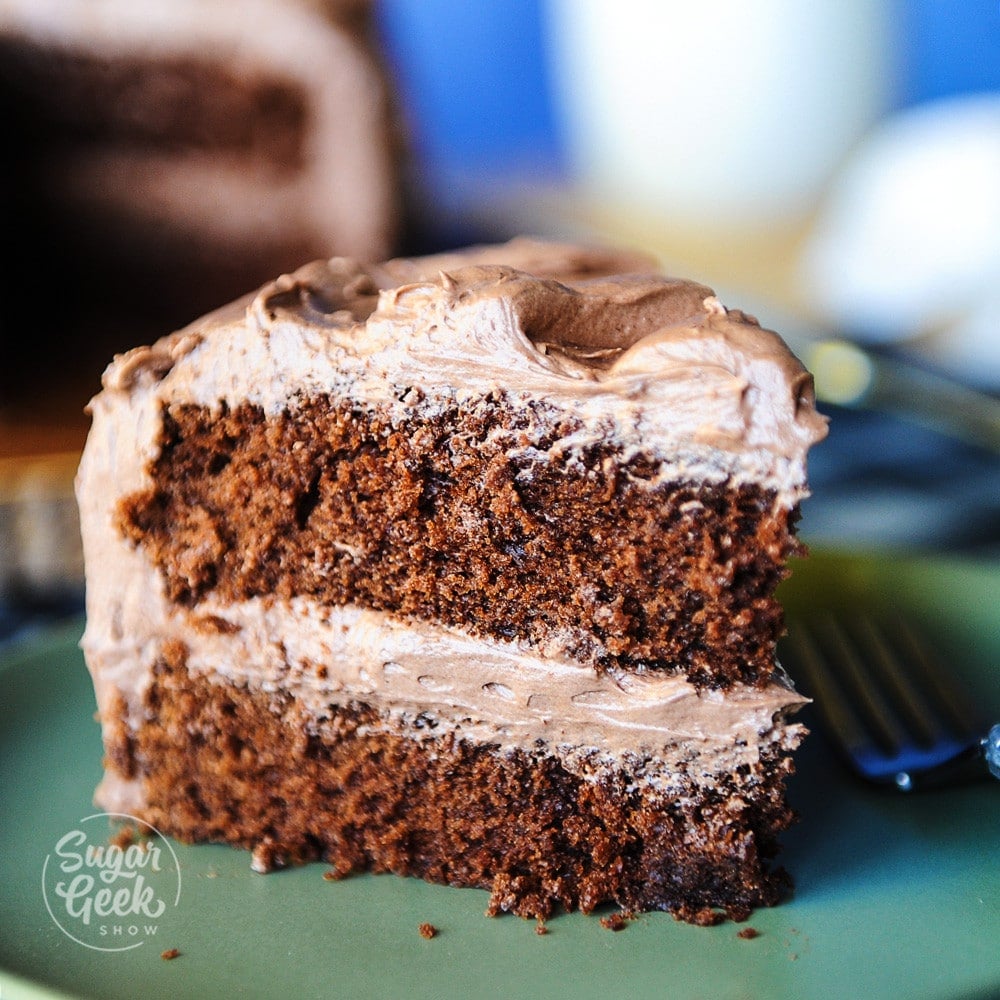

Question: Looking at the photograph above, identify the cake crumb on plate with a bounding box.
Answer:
[109,824,139,849]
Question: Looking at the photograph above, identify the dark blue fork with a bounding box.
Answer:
[780,610,1000,791]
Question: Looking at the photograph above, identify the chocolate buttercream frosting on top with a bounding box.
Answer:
[105,237,827,505]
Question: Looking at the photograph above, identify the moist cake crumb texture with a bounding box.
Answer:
[75,237,827,925]
[117,397,801,689]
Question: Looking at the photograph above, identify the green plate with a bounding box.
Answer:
[2,549,998,1000]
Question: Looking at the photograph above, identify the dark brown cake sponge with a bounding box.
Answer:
[118,395,801,689]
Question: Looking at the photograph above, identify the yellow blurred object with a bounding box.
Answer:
[809,340,877,407]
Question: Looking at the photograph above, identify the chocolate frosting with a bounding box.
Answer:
[106,237,827,505]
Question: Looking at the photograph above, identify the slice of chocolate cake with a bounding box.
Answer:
[75,238,827,925]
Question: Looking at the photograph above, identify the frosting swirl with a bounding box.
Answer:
[107,238,826,506]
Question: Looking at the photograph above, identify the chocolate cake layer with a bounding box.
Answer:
[120,640,796,925]
[117,396,802,688]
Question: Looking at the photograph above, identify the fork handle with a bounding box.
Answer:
[986,724,1000,781]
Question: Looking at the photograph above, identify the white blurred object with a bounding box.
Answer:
[546,0,891,226]
[800,94,1000,385]
[931,288,1000,382]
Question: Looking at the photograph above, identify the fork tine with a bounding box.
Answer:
[781,614,896,762]
[838,612,986,751]
[812,613,919,756]
[850,614,947,748]
[778,620,845,730]
[884,612,984,736]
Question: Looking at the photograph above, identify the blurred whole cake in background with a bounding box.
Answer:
[0,0,401,407]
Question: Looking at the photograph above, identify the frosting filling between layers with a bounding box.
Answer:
[179,597,805,751]
[88,592,807,799]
